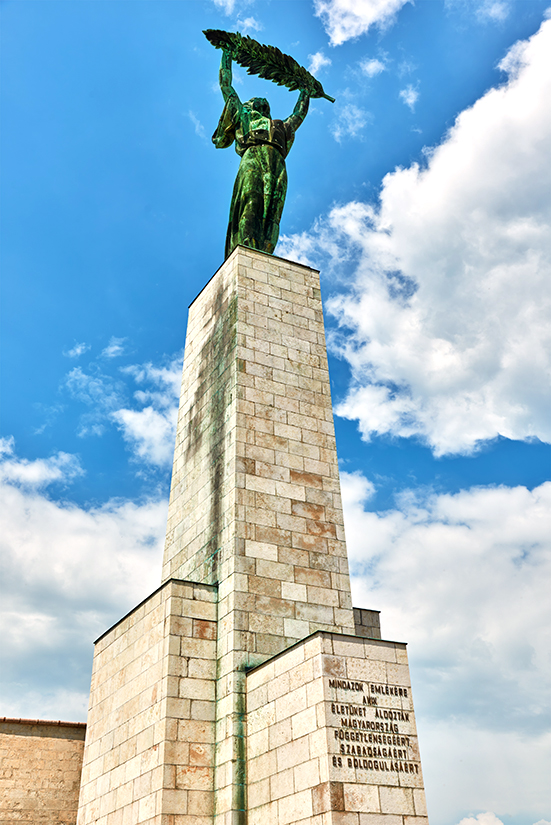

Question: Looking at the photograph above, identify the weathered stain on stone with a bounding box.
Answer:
[181,283,237,585]
[193,619,218,640]
[290,469,324,489]
[312,781,345,814]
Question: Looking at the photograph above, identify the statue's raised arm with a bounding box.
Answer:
[204,29,334,258]
[284,90,310,140]
[219,50,241,107]
[212,51,242,152]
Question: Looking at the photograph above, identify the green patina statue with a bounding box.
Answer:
[214,50,309,259]
[204,30,334,259]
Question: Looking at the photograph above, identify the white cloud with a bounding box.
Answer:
[0,688,92,724]
[399,83,419,109]
[188,110,207,141]
[359,57,387,77]
[397,57,417,77]
[308,51,332,75]
[112,406,177,467]
[65,366,125,436]
[0,437,83,488]
[32,403,65,436]
[0,441,167,720]
[101,336,126,358]
[65,367,120,409]
[457,815,505,825]
[314,0,410,46]
[445,0,511,25]
[212,0,237,13]
[282,19,551,456]
[477,0,510,23]
[64,352,182,465]
[497,36,530,77]
[236,16,262,33]
[332,103,371,142]
[121,357,182,400]
[211,0,255,16]
[113,355,182,467]
[63,342,90,359]
[339,469,377,504]
[341,471,551,821]
[422,723,551,821]
[278,216,347,267]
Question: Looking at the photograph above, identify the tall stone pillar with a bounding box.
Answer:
[77,247,428,825]
[162,247,355,824]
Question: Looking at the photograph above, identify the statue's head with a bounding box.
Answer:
[244,97,271,118]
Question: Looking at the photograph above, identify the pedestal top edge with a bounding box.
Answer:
[188,245,320,309]
[93,577,218,645]
[246,630,408,675]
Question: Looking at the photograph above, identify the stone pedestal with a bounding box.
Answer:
[247,633,426,825]
[77,247,428,825]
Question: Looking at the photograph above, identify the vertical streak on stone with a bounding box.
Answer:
[235,676,247,825]
[163,267,238,586]
[204,287,237,584]
[216,667,247,825]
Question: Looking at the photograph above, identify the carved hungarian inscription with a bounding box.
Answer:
[327,677,421,777]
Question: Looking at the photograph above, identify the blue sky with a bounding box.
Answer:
[1,2,550,824]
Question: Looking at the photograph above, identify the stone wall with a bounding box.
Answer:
[0,718,86,824]
[77,578,217,825]
[354,608,381,640]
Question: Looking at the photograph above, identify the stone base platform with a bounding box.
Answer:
[76,579,427,825]
[247,631,427,825]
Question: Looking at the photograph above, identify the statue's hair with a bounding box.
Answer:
[245,97,271,117]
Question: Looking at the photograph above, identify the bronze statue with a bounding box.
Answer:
[204,30,334,259]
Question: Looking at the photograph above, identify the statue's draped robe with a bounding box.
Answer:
[213,92,305,259]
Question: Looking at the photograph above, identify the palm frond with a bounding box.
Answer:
[203,29,335,103]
